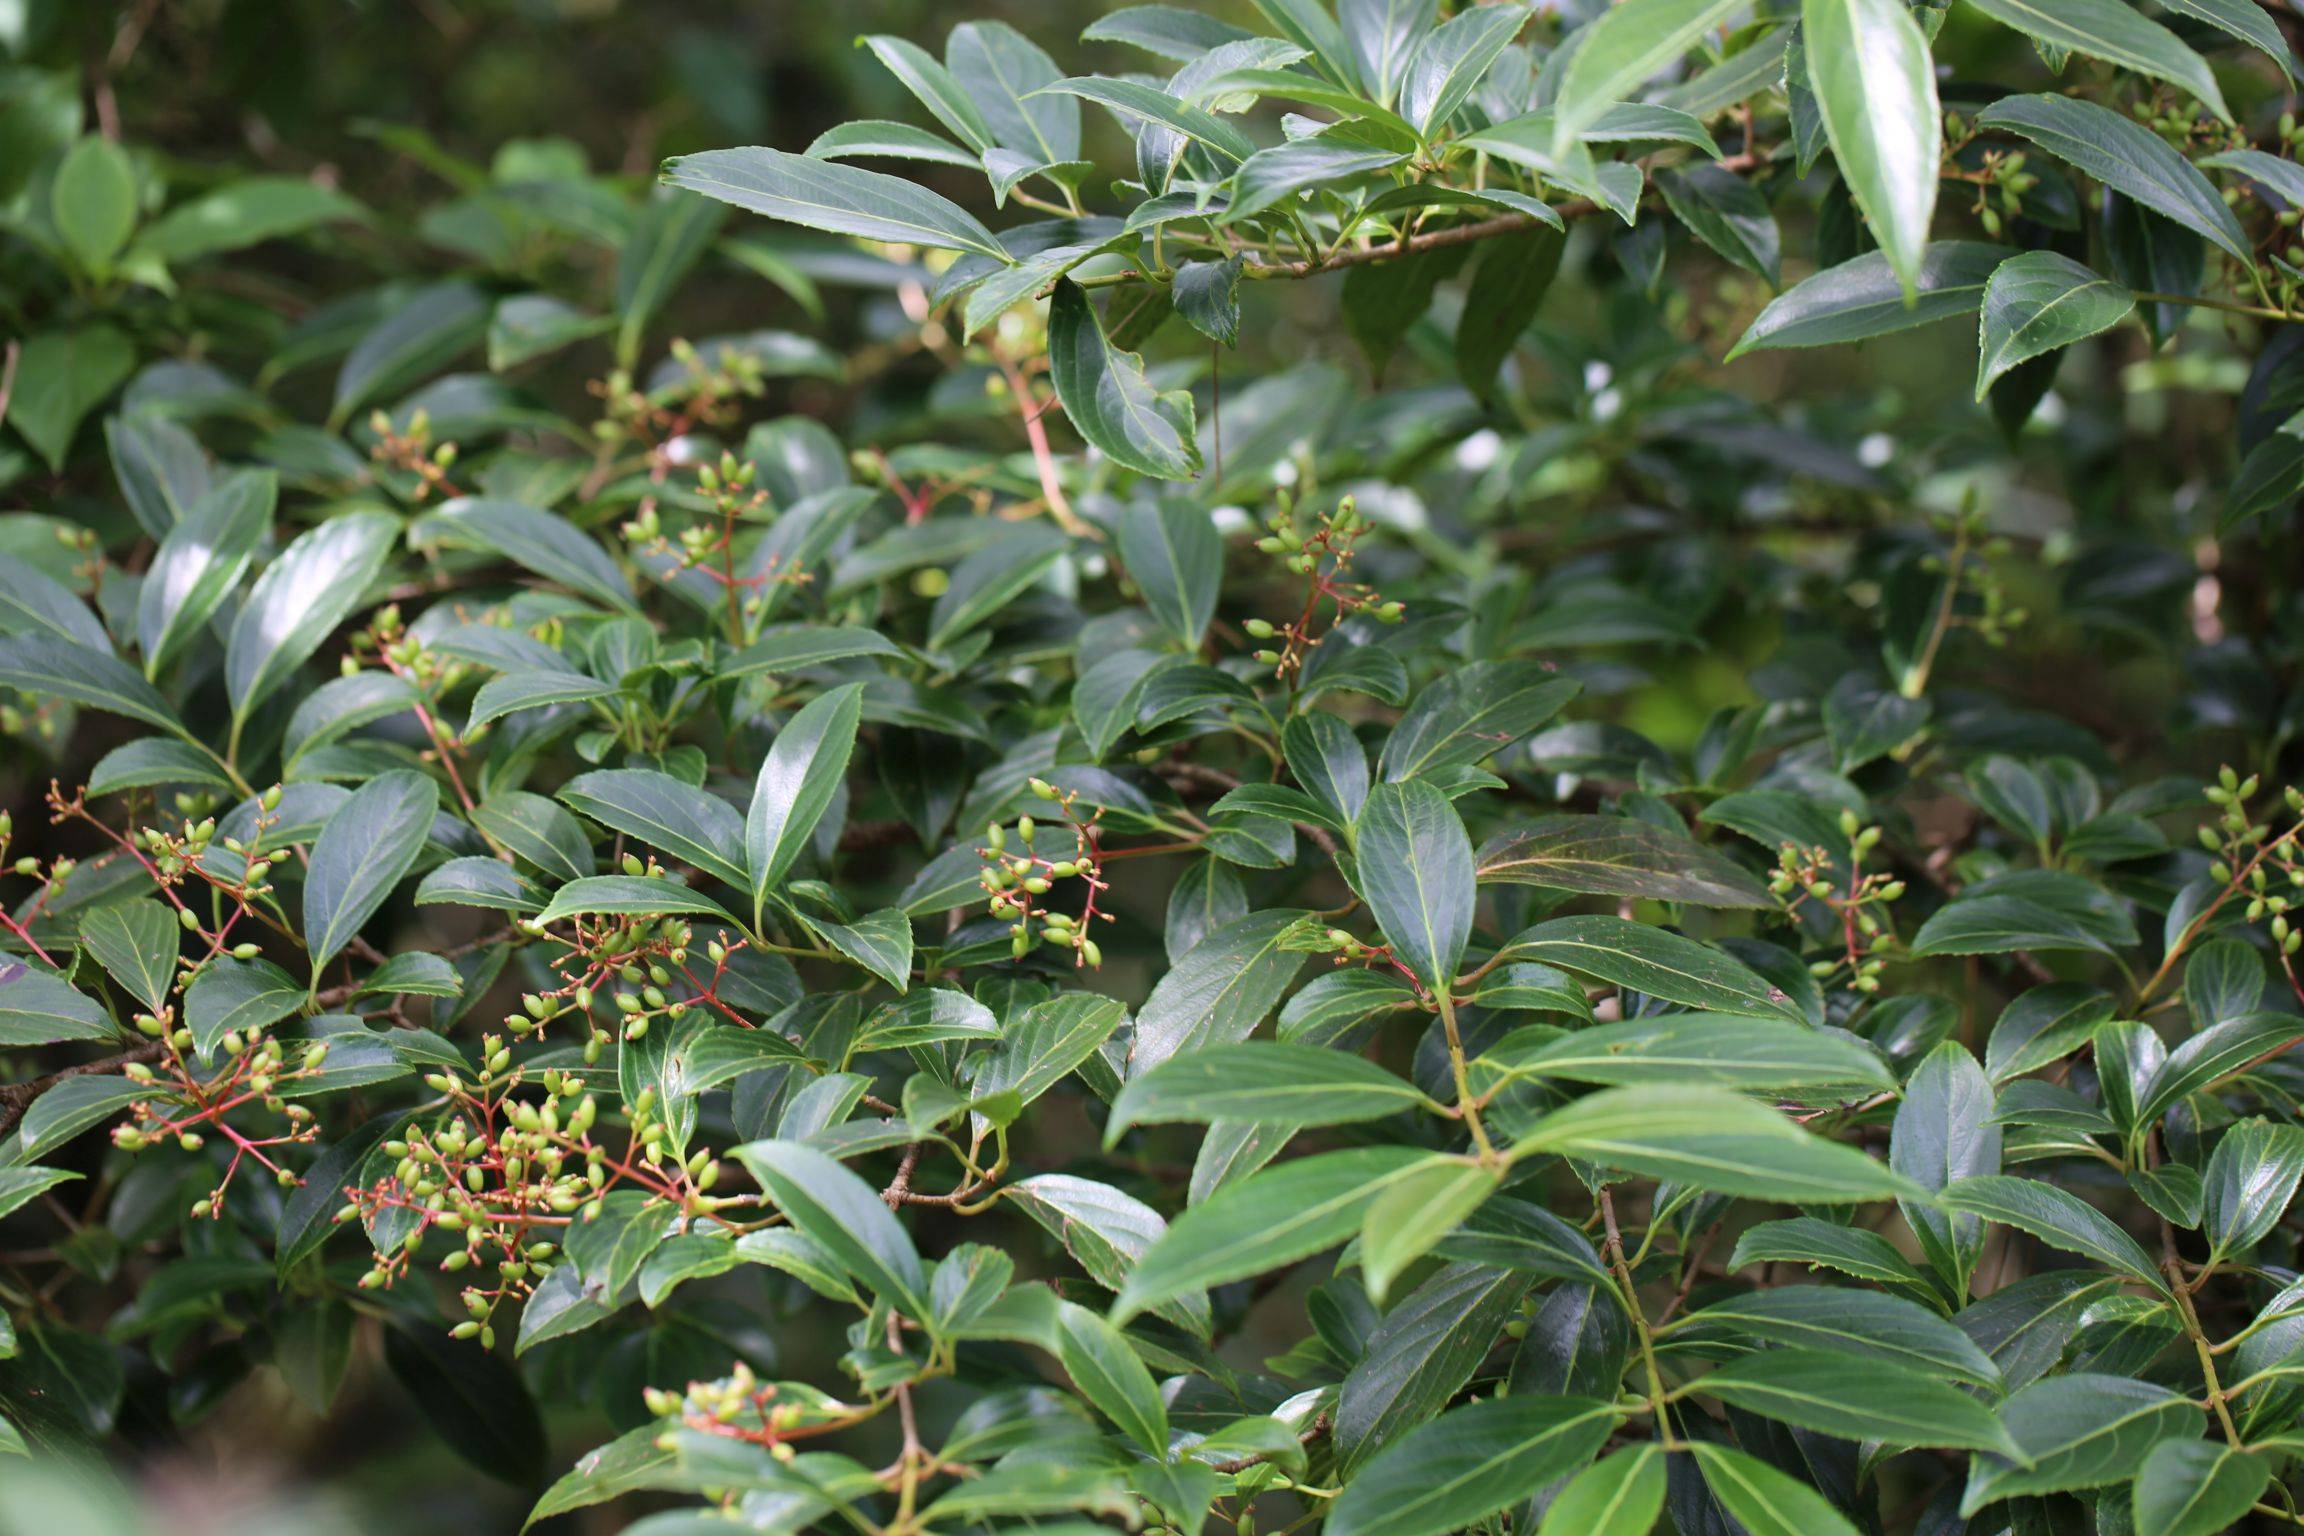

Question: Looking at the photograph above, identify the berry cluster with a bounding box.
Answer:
[365,407,463,502]
[1241,493,1403,680]
[1771,809,1906,993]
[978,778,1111,967]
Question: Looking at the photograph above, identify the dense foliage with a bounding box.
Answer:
[11,0,2304,1532]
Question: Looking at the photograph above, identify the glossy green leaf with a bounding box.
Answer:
[746,683,865,917]
[1354,779,1474,993]
[1500,914,1804,1021]
[1109,1041,1429,1138]
[732,1139,929,1320]
[1047,281,1201,481]
[1964,0,2229,121]
[1800,0,1938,299]
[225,510,400,723]
[1974,250,2135,401]
[1550,0,1745,156]
[1978,95,2249,263]
[1516,1085,1923,1202]
[1960,1373,2198,1513]
[662,145,1009,260]
[303,770,439,975]
[1325,1394,1619,1536]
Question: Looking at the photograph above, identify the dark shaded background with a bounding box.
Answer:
[1,2,2280,1531]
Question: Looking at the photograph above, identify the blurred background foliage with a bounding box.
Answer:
[2,1,2293,1531]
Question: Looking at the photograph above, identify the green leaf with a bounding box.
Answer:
[382,1322,546,1485]
[1657,163,1781,284]
[564,1189,670,1301]
[1358,1156,1500,1302]
[6,328,135,472]
[1484,1013,1893,1095]
[303,770,438,976]
[1336,1261,1534,1468]
[1115,501,1220,649]
[524,1423,677,1530]
[1732,241,2009,356]
[2204,1119,2304,1259]
[1109,1042,1430,1138]
[1172,255,1244,345]
[1354,779,1474,993]
[1036,76,1256,162]
[1324,1394,1620,1536]
[974,992,1129,1110]
[1381,662,1579,781]
[1054,1300,1167,1455]
[1978,95,2249,263]
[1340,0,1438,110]
[1892,1041,1999,1295]
[136,176,366,263]
[1800,0,1939,302]
[1987,983,2117,1082]
[1964,0,2229,121]
[661,146,1010,261]
[0,634,184,735]
[1456,226,1564,403]
[1500,914,1803,1021]
[51,138,138,272]
[1691,1442,1862,1536]
[1047,282,1201,481]
[800,906,913,992]
[468,794,590,886]
[0,971,117,1047]
[861,34,995,152]
[1686,1284,2002,1386]
[1113,1145,1433,1322]
[1474,814,1771,908]
[1515,1085,1924,1203]
[1551,0,1746,157]
[732,1139,930,1321]
[615,191,725,365]
[1960,1374,2198,1514]
[436,498,636,615]
[225,510,399,723]
[1007,1173,1210,1338]
[0,561,110,656]
[1694,1346,2018,1453]
[138,469,273,676]
[2132,1439,2270,1536]
[1728,1216,1938,1297]
[927,525,1068,650]
[465,669,618,729]
[1401,2,1525,131]
[1938,1174,2169,1294]
[950,21,1080,164]
[677,1023,809,1094]
[331,283,488,425]
[559,769,747,890]
[1538,1445,1666,1536]
[1975,250,2135,400]
[18,1075,149,1161]
[746,683,865,917]
[1910,869,2137,957]
[1226,137,1409,224]
[1128,908,1309,1073]
[359,952,462,998]
[2139,1013,2304,1124]
[0,1165,80,1223]
[535,876,745,932]
[719,624,905,680]
[1972,249,2128,400]
[77,898,178,1014]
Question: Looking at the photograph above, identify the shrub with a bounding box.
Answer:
[5,1,2304,1532]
